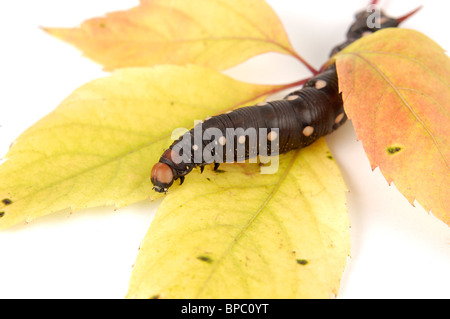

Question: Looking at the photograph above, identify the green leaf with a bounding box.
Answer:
[127,139,350,299]
[0,65,285,230]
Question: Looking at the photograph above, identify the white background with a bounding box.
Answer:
[0,0,448,299]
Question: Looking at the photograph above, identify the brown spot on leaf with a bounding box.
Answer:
[296,259,308,265]
[386,145,403,155]
[2,198,12,205]
[197,255,213,263]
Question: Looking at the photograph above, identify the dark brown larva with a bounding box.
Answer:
[151,2,420,193]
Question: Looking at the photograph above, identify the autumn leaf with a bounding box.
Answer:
[126,139,350,299]
[0,65,288,230]
[335,28,450,226]
[43,0,304,72]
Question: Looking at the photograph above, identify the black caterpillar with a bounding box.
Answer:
[151,1,420,193]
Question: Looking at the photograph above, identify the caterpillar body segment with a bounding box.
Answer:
[151,66,344,193]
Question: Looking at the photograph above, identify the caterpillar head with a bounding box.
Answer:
[151,162,174,193]
[151,148,194,193]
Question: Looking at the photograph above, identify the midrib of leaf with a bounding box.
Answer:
[207,0,306,65]
[396,87,450,117]
[350,50,450,87]
[93,1,311,72]
[195,150,300,298]
[156,0,298,57]
[92,36,298,59]
[102,1,291,53]
[8,132,169,211]
[347,51,449,170]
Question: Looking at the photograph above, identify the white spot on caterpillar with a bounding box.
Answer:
[256,102,269,106]
[286,95,299,101]
[238,135,246,144]
[218,136,226,146]
[315,80,327,90]
[192,144,199,151]
[267,131,278,141]
[334,113,345,124]
[303,126,314,137]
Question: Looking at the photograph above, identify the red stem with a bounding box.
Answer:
[291,53,319,76]
[279,43,318,75]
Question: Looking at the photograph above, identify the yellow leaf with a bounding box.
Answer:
[127,139,350,299]
[43,0,298,71]
[335,28,450,226]
[0,65,285,230]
